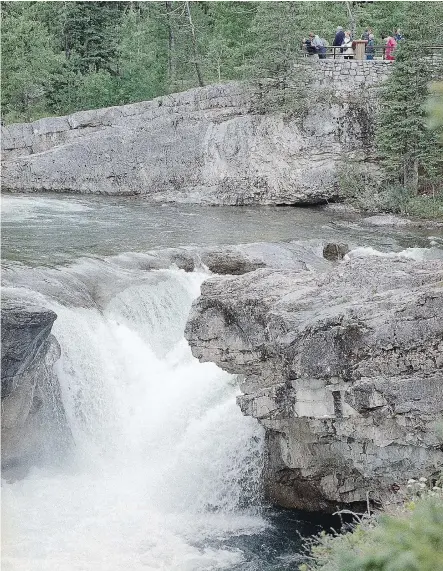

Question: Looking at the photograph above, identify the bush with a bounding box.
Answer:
[300,486,443,571]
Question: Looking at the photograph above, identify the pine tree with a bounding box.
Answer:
[376,41,443,195]
[1,3,64,122]
[48,1,124,74]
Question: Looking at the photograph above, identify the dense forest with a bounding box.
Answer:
[2,1,443,215]
[2,1,442,122]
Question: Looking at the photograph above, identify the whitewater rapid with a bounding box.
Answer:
[2,269,265,571]
[4,194,443,570]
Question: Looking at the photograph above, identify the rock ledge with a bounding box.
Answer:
[185,256,443,511]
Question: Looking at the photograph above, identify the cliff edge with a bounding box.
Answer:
[1,61,390,204]
[185,256,443,511]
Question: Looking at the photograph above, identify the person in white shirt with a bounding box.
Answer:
[341,31,353,59]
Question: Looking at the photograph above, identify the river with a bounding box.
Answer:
[2,194,442,571]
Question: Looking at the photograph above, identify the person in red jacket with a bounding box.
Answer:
[384,33,397,61]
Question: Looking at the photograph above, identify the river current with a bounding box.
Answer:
[2,194,443,571]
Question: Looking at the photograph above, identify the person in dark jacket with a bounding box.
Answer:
[333,26,345,55]
[366,33,375,60]
[394,28,404,41]
[361,27,372,41]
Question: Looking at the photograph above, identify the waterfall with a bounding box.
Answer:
[2,268,266,571]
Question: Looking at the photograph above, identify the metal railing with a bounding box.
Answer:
[302,44,443,61]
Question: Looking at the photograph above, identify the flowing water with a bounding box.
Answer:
[2,194,443,571]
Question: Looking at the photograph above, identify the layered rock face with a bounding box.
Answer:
[185,256,443,511]
[1,61,390,205]
[1,292,69,474]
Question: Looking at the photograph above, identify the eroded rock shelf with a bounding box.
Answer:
[1,61,390,205]
[185,255,443,511]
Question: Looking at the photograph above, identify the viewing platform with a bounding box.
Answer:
[303,42,443,60]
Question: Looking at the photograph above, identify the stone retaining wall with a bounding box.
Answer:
[315,60,391,90]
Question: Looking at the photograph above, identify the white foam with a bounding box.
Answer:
[2,269,265,570]
[346,246,443,261]
[1,195,92,222]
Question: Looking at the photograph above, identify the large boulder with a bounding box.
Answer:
[185,256,443,511]
[1,292,69,475]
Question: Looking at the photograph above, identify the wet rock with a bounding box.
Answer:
[185,257,443,512]
[168,251,196,272]
[1,292,70,474]
[322,243,350,261]
[200,249,266,275]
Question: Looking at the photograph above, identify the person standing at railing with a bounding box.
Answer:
[394,28,404,41]
[303,37,317,55]
[309,33,327,59]
[384,33,397,61]
[361,27,372,41]
[366,33,375,60]
[333,26,345,55]
[342,31,354,59]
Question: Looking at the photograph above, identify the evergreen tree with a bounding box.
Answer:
[1,3,63,122]
[45,1,124,74]
[376,41,443,194]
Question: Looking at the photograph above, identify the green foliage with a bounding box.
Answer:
[401,192,443,219]
[2,0,443,132]
[40,0,124,74]
[1,3,64,122]
[116,5,168,103]
[300,494,443,571]
[376,41,443,195]
[243,2,301,79]
[204,2,256,82]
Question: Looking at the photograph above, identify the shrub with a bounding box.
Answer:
[300,486,443,571]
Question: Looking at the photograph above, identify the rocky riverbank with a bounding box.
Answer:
[185,254,443,511]
[1,62,390,205]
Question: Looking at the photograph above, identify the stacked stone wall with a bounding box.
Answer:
[315,60,391,90]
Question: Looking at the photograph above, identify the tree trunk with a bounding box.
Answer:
[403,156,419,195]
[411,157,419,195]
[165,1,175,82]
[345,1,356,38]
[185,1,204,87]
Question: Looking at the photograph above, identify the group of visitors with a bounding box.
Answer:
[303,33,328,58]
[304,27,403,60]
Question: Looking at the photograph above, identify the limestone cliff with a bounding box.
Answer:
[185,256,443,511]
[1,61,390,205]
